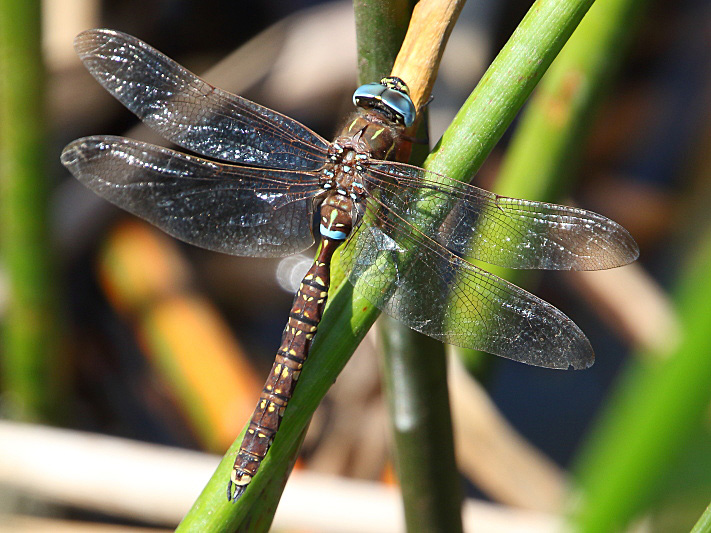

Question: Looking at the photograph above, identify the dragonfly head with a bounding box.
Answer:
[353,76,416,127]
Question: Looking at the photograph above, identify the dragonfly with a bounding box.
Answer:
[61,29,639,502]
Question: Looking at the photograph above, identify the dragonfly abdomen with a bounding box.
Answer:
[228,263,329,500]
[228,197,353,501]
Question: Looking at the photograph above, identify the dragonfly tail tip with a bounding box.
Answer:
[227,480,246,503]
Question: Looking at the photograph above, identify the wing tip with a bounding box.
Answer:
[60,146,73,168]
[60,139,84,169]
[74,28,132,58]
[568,220,640,271]
[74,28,107,49]
[613,221,640,267]
[61,136,119,175]
[569,351,595,370]
[599,216,641,269]
[535,321,595,370]
[564,333,595,370]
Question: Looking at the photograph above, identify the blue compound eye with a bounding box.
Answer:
[352,79,416,127]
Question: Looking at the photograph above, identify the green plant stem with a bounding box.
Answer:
[359,0,463,518]
[691,502,711,533]
[379,111,462,530]
[426,0,594,181]
[0,0,59,420]
[569,227,711,532]
[379,317,462,533]
[358,0,463,528]
[354,0,414,84]
[179,0,597,529]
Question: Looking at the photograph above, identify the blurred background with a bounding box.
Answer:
[1,0,711,531]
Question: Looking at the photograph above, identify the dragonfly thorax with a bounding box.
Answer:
[321,142,368,199]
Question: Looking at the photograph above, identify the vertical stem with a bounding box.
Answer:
[0,0,59,420]
[354,0,414,85]
[380,318,463,533]
[358,1,464,529]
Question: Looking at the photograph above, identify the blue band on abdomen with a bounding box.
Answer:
[320,224,347,240]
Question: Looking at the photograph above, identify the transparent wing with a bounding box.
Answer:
[74,29,330,170]
[365,161,639,271]
[339,199,594,369]
[61,136,321,257]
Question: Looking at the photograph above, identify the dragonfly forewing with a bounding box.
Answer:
[74,29,330,170]
[365,161,639,270]
[61,136,321,257]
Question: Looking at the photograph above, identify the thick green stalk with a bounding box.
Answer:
[179,0,597,529]
[359,0,463,520]
[379,317,462,533]
[0,0,59,420]
[569,227,711,532]
[354,0,413,84]
[379,110,463,531]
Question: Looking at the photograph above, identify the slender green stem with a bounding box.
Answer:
[0,0,60,421]
[180,0,598,528]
